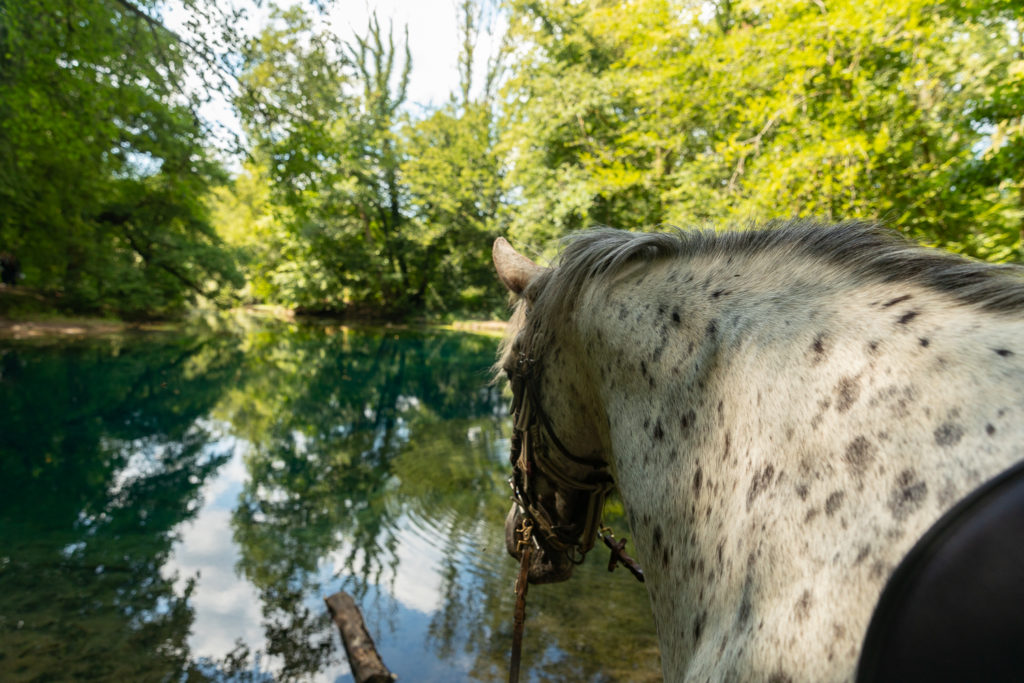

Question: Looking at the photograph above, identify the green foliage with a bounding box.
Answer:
[4,0,1021,321]
[236,7,409,314]
[500,0,1023,263]
[0,0,243,317]
[402,101,507,314]
[233,5,507,317]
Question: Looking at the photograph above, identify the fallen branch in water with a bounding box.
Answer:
[324,591,396,683]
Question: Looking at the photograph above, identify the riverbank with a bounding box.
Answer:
[0,317,177,340]
[0,312,507,340]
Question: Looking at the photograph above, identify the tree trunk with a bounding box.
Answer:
[324,591,396,683]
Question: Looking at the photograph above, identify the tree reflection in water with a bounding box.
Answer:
[0,334,249,681]
[224,325,659,681]
[0,325,659,682]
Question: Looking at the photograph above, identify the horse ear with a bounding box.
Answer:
[493,237,543,296]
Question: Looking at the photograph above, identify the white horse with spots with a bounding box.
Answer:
[494,221,1024,682]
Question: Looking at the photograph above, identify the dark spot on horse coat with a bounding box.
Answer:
[867,340,880,354]
[888,469,928,521]
[735,564,754,629]
[897,310,919,325]
[794,589,812,621]
[986,423,996,436]
[693,466,703,495]
[652,525,663,551]
[693,610,706,643]
[746,464,775,511]
[809,332,828,364]
[919,337,930,347]
[843,436,876,475]
[882,294,913,308]
[835,376,861,412]
[854,544,871,565]
[810,396,832,429]
[825,490,845,516]
[618,306,629,321]
[653,419,665,441]
[652,342,665,363]
[994,348,1014,357]
[706,320,718,337]
[795,483,809,500]
[934,421,964,447]
[768,672,793,683]
[680,409,696,434]
[671,308,681,324]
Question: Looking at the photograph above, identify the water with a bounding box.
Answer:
[0,324,660,682]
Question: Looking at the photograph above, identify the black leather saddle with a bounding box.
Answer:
[857,458,1024,682]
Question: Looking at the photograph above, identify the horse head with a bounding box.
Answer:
[493,237,614,584]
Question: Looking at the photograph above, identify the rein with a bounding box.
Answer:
[506,351,643,683]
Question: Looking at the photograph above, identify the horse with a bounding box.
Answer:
[492,220,1024,682]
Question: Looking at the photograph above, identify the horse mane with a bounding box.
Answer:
[499,220,1024,373]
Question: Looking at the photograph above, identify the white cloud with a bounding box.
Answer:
[167,508,267,659]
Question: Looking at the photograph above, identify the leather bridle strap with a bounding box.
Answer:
[505,350,640,682]
[509,518,533,683]
[508,353,613,556]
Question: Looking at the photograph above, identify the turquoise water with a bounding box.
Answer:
[0,324,659,682]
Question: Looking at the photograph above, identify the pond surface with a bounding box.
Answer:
[0,324,660,682]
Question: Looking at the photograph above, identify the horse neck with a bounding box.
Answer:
[570,252,1024,679]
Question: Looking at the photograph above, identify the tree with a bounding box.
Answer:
[237,6,416,315]
[499,0,1023,262]
[235,2,510,317]
[0,0,244,317]
[400,0,509,315]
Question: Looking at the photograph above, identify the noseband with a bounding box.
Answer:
[507,352,613,562]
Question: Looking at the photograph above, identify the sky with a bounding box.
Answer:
[327,0,495,109]
[165,0,503,144]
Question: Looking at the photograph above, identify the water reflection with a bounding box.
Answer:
[0,334,245,681]
[0,325,660,681]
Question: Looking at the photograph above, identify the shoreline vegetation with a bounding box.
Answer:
[0,308,508,341]
[0,286,507,340]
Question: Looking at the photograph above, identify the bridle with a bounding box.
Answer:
[506,351,614,562]
[505,348,643,683]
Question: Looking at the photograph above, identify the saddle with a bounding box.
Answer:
[857,458,1024,682]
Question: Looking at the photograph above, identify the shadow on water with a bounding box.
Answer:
[0,324,660,682]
